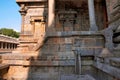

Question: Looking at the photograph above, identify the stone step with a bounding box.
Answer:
[60,74,96,80]
[1,53,74,60]
[0,64,9,70]
[110,58,120,68]
[9,74,96,80]
[93,62,120,79]
[2,60,75,66]
[113,48,120,57]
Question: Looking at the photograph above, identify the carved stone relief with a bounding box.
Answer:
[57,10,77,31]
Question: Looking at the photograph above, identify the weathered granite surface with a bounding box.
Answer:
[0,0,120,80]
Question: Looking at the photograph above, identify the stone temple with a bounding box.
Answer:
[0,0,120,80]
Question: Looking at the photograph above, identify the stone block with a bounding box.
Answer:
[83,38,96,47]
[0,64,9,70]
[65,38,72,44]
[94,62,120,79]
[60,74,96,80]
[110,58,120,68]
[59,44,66,52]
[81,60,94,66]
[65,44,72,51]
[73,38,83,47]
[96,38,105,47]
[78,48,94,56]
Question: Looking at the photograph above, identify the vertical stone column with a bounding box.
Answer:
[1,42,3,49]
[19,4,27,34]
[5,42,7,49]
[88,0,98,31]
[11,44,13,49]
[21,15,25,33]
[10,43,12,49]
[0,42,1,49]
[13,44,15,49]
[73,50,81,75]
[48,0,55,30]
[31,21,35,34]
[8,43,10,49]
[3,42,5,49]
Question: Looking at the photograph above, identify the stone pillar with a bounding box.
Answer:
[31,21,35,34]
[14,44,17,49]
[19,4,27,34]
[0,42,1,49]
[74,50,81,75]
[3,42,5,49]
[11,43,13,49]
[8,43,10,49]
[10,43,12,49]
[21,15,25,33]
[13,44,14,49]
[1,42,3,49]
[48,0,55,28]
[5,42,7,49]
[0,42,3,49]
[88,0,98,31]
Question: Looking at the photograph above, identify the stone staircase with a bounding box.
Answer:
[94,48,120,80]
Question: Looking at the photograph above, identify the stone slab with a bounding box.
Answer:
[60,74,95,80]
[93,62,120,79]
[2,60,75,66]
[110,58,120,68]
[48,31,103,37]
[0,64,9,70]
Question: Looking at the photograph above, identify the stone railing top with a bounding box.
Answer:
[0,64,9,70]
[16,0,47,2]
[0,34,19,44]
[47,31,103,37]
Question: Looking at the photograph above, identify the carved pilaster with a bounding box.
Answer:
[48,0,55,27]
[73,50,81,75]
[19,4,27,34]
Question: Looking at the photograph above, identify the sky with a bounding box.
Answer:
[0,0,21,32]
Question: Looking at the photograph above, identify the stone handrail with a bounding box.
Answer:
[0,34,19,44]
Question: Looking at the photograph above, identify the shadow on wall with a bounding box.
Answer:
[26,1,57,79]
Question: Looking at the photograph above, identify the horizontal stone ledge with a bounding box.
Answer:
[16,0,47,3]
[1,53,75,60]
[0,64,9,70]
[47,31,103,37]
[93,62,120,79]
[72,47,103,56]
[81,60,94,66]
[110,58,120,68]
[2,60,75,66]
[60,74,96,80]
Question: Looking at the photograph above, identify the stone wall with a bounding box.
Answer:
[55,0,107,31]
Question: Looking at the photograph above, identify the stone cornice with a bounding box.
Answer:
[0,34,19,44]
[16,0,47,3]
